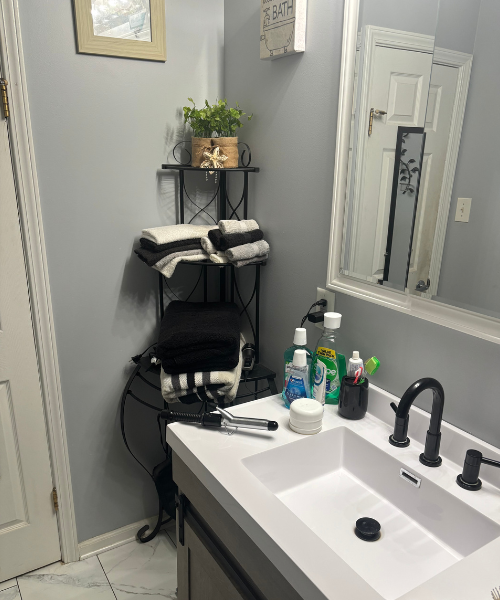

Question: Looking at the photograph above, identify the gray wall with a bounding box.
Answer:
[225,0,500,450]
[435,0,481,54]
[19,0,224,542]
[436,0,500,320]
[359,0,438,36]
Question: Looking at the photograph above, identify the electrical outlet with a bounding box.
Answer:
[316,288,335,329]
[455,198,471,222]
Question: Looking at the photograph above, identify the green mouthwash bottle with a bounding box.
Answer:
[282,328,313,407]
[312,313,346,406]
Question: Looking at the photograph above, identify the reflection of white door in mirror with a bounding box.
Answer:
[408,50,472,297]
[342,27,433,282]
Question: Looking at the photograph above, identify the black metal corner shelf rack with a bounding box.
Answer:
[119,162,277,544]
[122,162,277,421]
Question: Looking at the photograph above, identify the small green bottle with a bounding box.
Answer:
[311,313,346,405]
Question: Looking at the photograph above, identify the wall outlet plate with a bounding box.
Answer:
[455,198,472,222]
[316,288,336,329]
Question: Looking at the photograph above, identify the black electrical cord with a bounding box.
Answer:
[157,411,168,454]
[120,366,161,480]
[300,300,327,328]
[131,342,157,365]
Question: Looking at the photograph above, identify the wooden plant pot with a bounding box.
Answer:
[191,137,239,168]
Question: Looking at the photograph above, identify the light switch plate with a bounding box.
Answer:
[455,198,471,222]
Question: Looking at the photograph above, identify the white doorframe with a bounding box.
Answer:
[0,0,79,563]
[425,48,473,299]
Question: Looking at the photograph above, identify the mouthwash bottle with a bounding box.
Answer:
[282,328,313,406]
[312,313,346,405]
[283,349,310,407]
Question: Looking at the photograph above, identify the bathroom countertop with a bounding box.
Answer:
[167,386,500,600]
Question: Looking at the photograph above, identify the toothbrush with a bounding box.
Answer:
[353,367,363,385]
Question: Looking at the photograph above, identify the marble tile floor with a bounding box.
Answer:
[0,524,177,600]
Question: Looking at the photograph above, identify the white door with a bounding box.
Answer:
[407,63,459,292]
[0,92,60,580]
[350,34,433,280]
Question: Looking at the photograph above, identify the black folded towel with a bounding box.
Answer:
[157,301,241,374]
[135,242,202,267]
[208,228,264,251]
[140,237,203,252]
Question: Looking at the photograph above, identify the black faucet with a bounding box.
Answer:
[388,378,445,467]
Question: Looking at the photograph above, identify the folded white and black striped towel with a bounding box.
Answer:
[160,336,245,404]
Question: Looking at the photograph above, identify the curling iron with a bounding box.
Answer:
[161,406,278,432]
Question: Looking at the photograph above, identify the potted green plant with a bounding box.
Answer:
[183,98,253,168]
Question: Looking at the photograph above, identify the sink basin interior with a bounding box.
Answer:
[243,427,500,600]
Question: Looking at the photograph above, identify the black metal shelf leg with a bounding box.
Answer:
[255,264,260,364]
[219,172,227,301]
[203,265,208,302]
[243,172,248,220]
[159,273,164,320]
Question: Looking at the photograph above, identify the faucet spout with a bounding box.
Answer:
[389,378,445,468]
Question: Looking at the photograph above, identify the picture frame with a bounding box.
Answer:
[74,0,166,62]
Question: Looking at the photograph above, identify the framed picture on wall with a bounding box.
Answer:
[74,0,166,62]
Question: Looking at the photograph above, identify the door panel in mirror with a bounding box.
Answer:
[341,21,436,285]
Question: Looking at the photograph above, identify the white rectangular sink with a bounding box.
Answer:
[243,426,500,600]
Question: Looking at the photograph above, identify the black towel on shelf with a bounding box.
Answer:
[208,228,264,251]
[140,237,203,253]
[135,242,202,267]
[157,301,241,374]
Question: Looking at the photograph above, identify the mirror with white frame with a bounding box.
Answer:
[329,0,499,342]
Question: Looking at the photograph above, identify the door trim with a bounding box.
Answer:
[0,0,79,562]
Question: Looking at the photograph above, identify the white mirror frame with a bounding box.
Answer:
[327,0,500,345]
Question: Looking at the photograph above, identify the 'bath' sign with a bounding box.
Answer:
[260,0,307,60]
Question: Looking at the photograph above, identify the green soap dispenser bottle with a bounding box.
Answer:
[282,327,313,407]
[312,312,346,406]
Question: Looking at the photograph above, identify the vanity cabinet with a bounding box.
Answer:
[177,518,245,600]
[173,452,303,600]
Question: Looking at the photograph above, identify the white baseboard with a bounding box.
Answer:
[79,516,174,560]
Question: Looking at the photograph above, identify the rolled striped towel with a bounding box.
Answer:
[232,253,269,268]
[218,219,259,235]
[225,240,270,262]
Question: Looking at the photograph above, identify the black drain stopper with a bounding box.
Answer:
[355,517,381,542]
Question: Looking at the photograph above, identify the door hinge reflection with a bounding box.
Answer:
[0,79,10,118]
